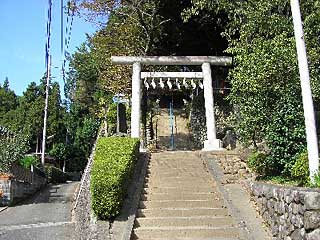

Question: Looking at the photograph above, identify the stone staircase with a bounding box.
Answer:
[131,151,241,240]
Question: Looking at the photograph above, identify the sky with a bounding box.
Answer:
[0,0,98,96]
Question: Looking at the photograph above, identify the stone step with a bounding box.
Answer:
[146,173,210,178]
[147,168,204,172]
[139,200,224,209]
[131,238,239,240]
[134,216,235,228]
[145,175,210,180]
[140,193,220,201]
[142,187,216,194]
[137,208,230,218]
[145,183,214,189]
[146,174,212,179]
[131,226,240,239]
[144,182,216,189]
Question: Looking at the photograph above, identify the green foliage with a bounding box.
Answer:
[247,151,269,176]
[290,150,310,186]
[265,95,306,175]
[49,143,67,162]
[186,0,320,178]
[91,137,140,219]
[260,175,300,187]
[74,116,100,156]
[44,165,68,183]
[311,172,320,188]
[0,131,29,173]
[0,79,66,153]
[107,103,117,124]
[19,155,39,169]
[0,78,17,120]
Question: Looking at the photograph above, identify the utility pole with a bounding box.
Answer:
[291,0,319,182]
[42,0,52,166]
[41,56,51,166]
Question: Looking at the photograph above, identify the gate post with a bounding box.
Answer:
[131,62,142,138]
[202,62,222,150]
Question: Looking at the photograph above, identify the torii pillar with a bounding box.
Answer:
[202,62,222,150]
[131,62,142,138]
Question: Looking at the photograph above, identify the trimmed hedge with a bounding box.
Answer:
[45,166,68,183]
[91,137,140,219]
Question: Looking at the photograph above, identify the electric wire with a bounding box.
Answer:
[61,0,75,85]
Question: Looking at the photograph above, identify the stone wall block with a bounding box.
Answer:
[306,229,320,240]
[304,211,320,230]
[253,184,262,196]
[267,199,275,215]
[278,188,285,201]
[273,188,279,200]
[292,190,300,203]
[262,196,268,208]
[299,192,306,204]
[291,214,304,228]
[304,192,320,210]
[292,203,300,215]
[279,201,286,214]
[290,228,304,240]
[289,203,293,214]
[299,204,306,215]
[285,189,294,204]
[271,223,279,236]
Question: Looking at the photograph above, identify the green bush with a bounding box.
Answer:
[247,151,269,176]
[311,171,320,188]
[91,137,140,220]
[19,155,39,169]
[0,133,29,173]
[45,166,68,183]
[290,150,309,186]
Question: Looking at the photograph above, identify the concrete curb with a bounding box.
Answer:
[0,206,8,213]
[110,152,150,240]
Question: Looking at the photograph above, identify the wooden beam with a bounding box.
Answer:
[141,72,203,79]
[111,56,232,66]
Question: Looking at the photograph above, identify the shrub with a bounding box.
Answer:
[247,151,269,176]
[265,95,306,176]
[311,171,320,188]
[45,166,68,183]
[0,132,29,173]
[91,137,140,220]
[19,155,39,169]
[290,150,309,185]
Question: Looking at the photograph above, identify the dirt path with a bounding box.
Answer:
[0,182,79,240]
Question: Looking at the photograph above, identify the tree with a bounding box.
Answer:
[0,78,18,120]
[3,77,9,91]
[187,0,320,175]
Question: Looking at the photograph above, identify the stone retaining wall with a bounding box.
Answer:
[0,176,46,206]
[203,151,252,183]
[73,138,100,240]
[203,151,320,240]
[246,181,320,240]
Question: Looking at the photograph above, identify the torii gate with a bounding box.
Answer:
[111,56,232,151]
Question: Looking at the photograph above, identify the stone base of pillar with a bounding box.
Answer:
[202,139,223,151]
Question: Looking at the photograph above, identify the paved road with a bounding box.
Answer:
[0,182,79,240]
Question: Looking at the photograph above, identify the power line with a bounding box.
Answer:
[61,0,75,86]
